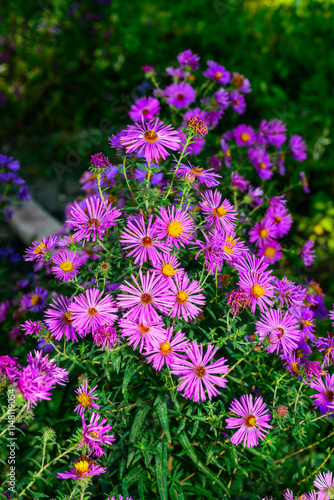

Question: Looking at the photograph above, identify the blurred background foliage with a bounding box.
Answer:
[0,0,333,292]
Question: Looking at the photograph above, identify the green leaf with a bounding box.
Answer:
[122,362,137,394]
[129,407,150,443]
[178,432,230,496]
[156,440,168,500]
[157,399,172,442]
[122,465,146,487]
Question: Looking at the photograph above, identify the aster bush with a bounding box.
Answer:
[1,51,334,500]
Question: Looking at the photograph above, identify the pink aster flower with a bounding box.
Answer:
[303,492,331,500]
[255,309,300,356]
[14,366,56,409]
[265,205,293,238]
[177,49,200,71]
[301,240,316,266]
[231,171,249,192]
[249,218,277,248]
[218,230,248,265]
[247,185,263,207]
[24,235,58,262]
[313,333,334,367]
[120,215,170,265]
[225,394,272,448]
[310,373,334,415]
[234,125,255,146]
[168,273,206,322]
[257,241,283,264]
[290,134,307,161]
[314,471,334,493]
[194,230,224,273]
[203,61,230,84]
[129,96,160,122]
[171,341,229,402]
[44,295,78,341]
[220,138,232,168]
[92,324,121,350]
[118,316,166,353]
[57,458,106,480]
[90,152,111,170]
[70,289,118,334]
[51,250,82,282]
[155,206,195,249]
[231,73,252,93]
[74,379,100,416]
[78,412,115,457]
[199,189,237,232]
[150,252,185,281]
[165,82,196,108]
[21,287,48,312]
[176,161,222,187]
[248,146,273,180]
[144,326,190,371]
[117,271,174,323]
[214,88,230,110]
[121,118,180,163]
[20,320,43,336]
[0,355,20,384]
[68,197,121,243]
[235,254,275,313]
[273,277,304,309]
[230,90,246,114]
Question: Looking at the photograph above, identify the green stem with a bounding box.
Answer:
[122,155,137,203]
[293,380,304,425]
[0,405,27,438]
[164,135,192,199]
[97,173,104,200]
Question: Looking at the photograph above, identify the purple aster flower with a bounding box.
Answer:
[155,206,195,249]
[68,197,121,243]
[129,96,160,122]
[74,379,100,415]
[17,185,31,201]
[90,152,111,170]
[310,373,334,415]
[277,150,286,175]
[78,412,115,457]
[248,147,273,180]
[44,295,78,341]
[220,138,232,168]
[0,355,20,384]
[300,171,311,194]
[218,230,248,265]
[231,172,249,192]
[70,289,118,335]
[0,154,20,171]
[51,250,82,282]
[177,49,200,71]
[301,240,316,266]
[231,73,252,93]
[265,205,292,238]
[290,134,307,161]
[165,82,196,108]
[176,161,222,187]
[313,333,334,367]
[314,471,334,493]
[14,366,55,409]
[57,458,106,480]
[199,189,237,232]
[171,341,229,402]
[0,300,9,322]
[227,289,250,315]
[292,306,315,342]
[119,316,166,353]
[234,125,255,146]
[166,66,186,78]
[121,118,180,163]
[21,320,43,336]
[209,156,222,170]
[178,129,206,155]
[255,309,300,356]
[141,65,155,75]
[168,273,206,322]
[247,186,263,207]
[117,271,174,323]
[120,215,170,265]
[0,172,25,184]
[145,326,189,371]
[24,235,59,262]
[27,350,69,386]
[230,90,246,114]
[273,277,304,309]
[304,492,331,500]
[194,230,224,273]
[214,88,230,110]
[203,61,230,84]
[259,119,287,147]
[257,241,283,264]
[225,394,272,448]
[21,287,48,312]
[235,254,275,313]
[151,252,185,281]
[108,132,126,151]
[92,324,121,350]
[249,218,277,248]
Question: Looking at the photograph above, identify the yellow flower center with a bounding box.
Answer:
[259,228,268,238]
[77,393,91,407]
[213,205,227,218]
[240,132,250,142]
[88,218,101,228]
[176,93,184,100]
[159,341,172,355]
[74,460,89,477]
[176,290,188,304]
[244,415,257,427]
[63,312,74,324]
[167,220,184,238]
[138,324,150,334]
[264,246,276,258]
[302,319,313,327]
[215,71,222,80]
[31,294,42,305]
[195,365,206,378]
[189,74,195,82]
[60,260,74,272]
[225,149,231,157]
[141,236,153,247]
[33,242,46,254]
[88,431,99,439]
[140,293,153,305]
[144,130,158,143]
[251,284,266,298]
[291,362,300,375]
[274,216,282,223]
[87,307,98,316]
[162,263,175,277]
[192,167,202,176]
[258,162,266,170]
[325,390,334,401]
[223,236,236,255]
